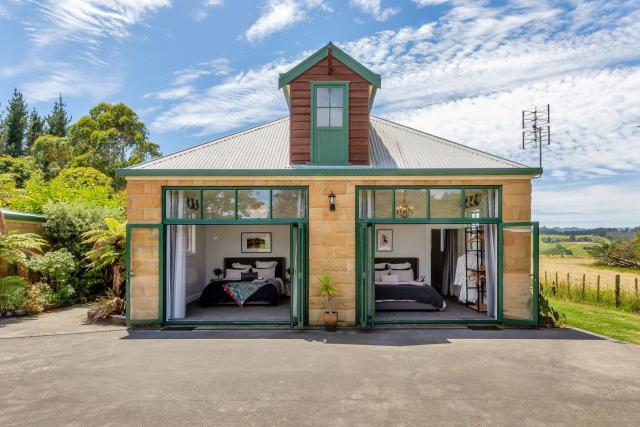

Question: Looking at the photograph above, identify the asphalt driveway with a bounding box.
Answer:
[1,309,639,426]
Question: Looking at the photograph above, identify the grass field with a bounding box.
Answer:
[540,256,640,290]
[549,298,640,345]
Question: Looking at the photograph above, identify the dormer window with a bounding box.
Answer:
[316,87,344,127]
[311,82,349,165]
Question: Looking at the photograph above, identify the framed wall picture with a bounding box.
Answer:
[377,229,393,252]
[241,232,272,253]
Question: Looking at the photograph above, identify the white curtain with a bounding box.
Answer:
[166,191,187,319]
[484,191,498,318]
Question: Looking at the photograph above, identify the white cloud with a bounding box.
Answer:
[22,65,121,102]
[193,0,223,22]
[412,0,451,7]
[534,179,640,227]
[244,0,331,43]
[25,0,171,47]
[171,58,232,86]
[351,0,399,21]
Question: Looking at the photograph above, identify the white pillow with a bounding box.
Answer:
[255,260,278,269]
[395,269,414,282]
[389,262,411,270]
[253,267,276,280]
[381,274,399,284]
[225,269,245,280]
[374,262,387,270]
[375,269,390,282]
[232,263,252,270]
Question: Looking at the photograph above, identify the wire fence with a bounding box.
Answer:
[540,271,640,313]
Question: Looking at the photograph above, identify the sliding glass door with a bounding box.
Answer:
[499,222,539,326]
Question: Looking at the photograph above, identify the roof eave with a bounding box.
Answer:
[278,42,381,89]
[117,167,542,177]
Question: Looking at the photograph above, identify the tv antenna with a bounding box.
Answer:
[522,104,550,176]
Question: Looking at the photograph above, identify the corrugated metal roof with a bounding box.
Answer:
[1,208,47,221]
[129,116,527,171]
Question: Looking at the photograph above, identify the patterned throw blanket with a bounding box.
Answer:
[223,282,265,307]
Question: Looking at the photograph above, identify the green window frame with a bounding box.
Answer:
[356,185,502,223]
[163,186,308,224]
[310,82,349,165]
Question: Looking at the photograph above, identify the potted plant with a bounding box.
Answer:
[319,273,338,331]
[213,268,223,280]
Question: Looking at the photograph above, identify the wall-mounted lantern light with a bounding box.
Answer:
[328,191,336,211]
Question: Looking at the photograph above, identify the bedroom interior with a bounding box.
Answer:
[372,223,498,321]
[165,224,292,322]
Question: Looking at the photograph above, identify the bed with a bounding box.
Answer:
[199,257,287,307]
[374,257,446,311]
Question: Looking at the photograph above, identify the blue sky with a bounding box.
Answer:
[1,0,639,227]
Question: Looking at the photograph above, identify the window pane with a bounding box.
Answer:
[430,189,462,218]
[203,189,235,219]
[464,189,499,218]
[272,189,306,218]
[329,87,343,107]
[166,190,200,219]
[316,88,330,107]
[237,189,270,219]
[374,189,393,218]
[359,189,374,219]
[394,189,427,218]
[329,108,343,127]
[316,108,330,127]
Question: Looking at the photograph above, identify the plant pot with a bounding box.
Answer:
[323,311,338,332]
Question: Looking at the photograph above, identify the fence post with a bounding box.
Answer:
[554,272,558,296]
[635,278,638,305]
[567,273,571,296]
[545,271,548,288]
[596,275,600,304]
[615,275,621,308]
[582,274,586,300]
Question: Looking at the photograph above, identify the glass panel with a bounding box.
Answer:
[316,87,330,107]
[464,189,499,218]
[329,87,343,107]
[359,189,374,219]
[203,189,235,219]
[430,189,462,218]
[316,108,330,127]
[166,190,200,219]
[502,225,535,321]
[272,189,306,218]
[373,189,393,218]
[329,108,343,127]
[128,227,159,321]
[237,189,270,219]
[394,189,427,218]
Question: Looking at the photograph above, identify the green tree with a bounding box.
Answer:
[31,135,73,179]
[46,94,71,137]
[9,167,125,214]
[2,89,28,156]
[25,108,45,149]
[69,102,160,187]
[0,155,38,187]
[82,217,127,297]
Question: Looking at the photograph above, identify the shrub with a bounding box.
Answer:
[22,283,50,314]
[28,248,77,294]
[0,276,27,312]
[42,202,124,258]
[87,290,124,321]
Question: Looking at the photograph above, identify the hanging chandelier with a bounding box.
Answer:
[395,197,414,218]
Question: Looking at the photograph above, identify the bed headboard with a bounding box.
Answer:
[224,257,286,280]
[374,257,419,280]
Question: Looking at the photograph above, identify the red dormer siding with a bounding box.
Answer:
[289,56,371,165]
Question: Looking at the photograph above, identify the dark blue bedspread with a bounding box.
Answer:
[199,280,280,307]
